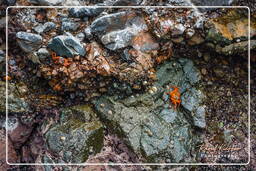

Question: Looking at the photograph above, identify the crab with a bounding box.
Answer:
[51,52,72,67]
[166,86,181,109]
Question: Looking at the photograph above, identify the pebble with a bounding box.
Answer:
[16,32,42,53]
[151,86,157,92]
[149,89,154,94]
[201,68,207,75]
[108,110,113,115]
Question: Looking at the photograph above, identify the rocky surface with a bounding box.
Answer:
[89,11,148,50]
[1,3,254,170]
[93,58,204,162]
[45,105,104,163]
[0,81,30,113]
[28,0,64,6]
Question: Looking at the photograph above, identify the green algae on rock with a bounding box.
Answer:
[45,104,103,163]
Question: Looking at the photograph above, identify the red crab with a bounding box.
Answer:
[51,52,72,67]
[166,86,181,109]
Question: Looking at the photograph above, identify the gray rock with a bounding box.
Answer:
[34,22,56,34]
[28,48,50,64]
[89,11,148,50]
[93,58,204,162]
[16,32,42,53]
[181,88,205,128]
[69,7,104,18]
[36,48,50,59]
[0,81,30,113]
[218,40,256,55]
[47,34,85,57]
[84,27,93,40]
[76,32,85,42]
[111,0,142,5]
[191,0,234,6]
[0,50,4,63]
[28,0,64,5]
[101,29,134,50]
[45,105,103,163]
[61,18,79,32]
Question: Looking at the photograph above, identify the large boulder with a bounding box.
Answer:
[45,105,104,163]
[93,58,205,163]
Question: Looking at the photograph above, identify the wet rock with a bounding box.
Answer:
[61,18,80,32]
[36,48,50,60]
[206,9,255,46]
[47,33,85,57]
[69,7,104,18]
[147,9,202,40]
[16,32,42,53]
[93,58,204,162]
[33,22,56,34]
[45,105,104,163]
[181,88,206,128]
[187,33,205,45]
[29,48,50,64]
[0,81,30,113]
[84,27,93,40]
[76,32,85,41]
[218,40,256,55]
[111,0,142,5]
[28,0,64,5]
[131,32,159,52]
[90,11,148,50]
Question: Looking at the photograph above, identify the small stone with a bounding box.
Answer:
[149,89,154,94]
[84,27,93,40]
[76,32,85,41]
[47,34,86,57]
[60,136,66,141]
[108,110,113,115]
[16,32,42,53]
[185,28,195,38]
[61,18,80,32]
[69,7,104,18]
[36,48,49,60]
[142,81,148,85]
[34,22,56,34]
[151,86,157,92]
[100,103,105,107]
[201,68,207,75]
[28,0,64,5]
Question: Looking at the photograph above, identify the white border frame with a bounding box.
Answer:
[5,6,251,166]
